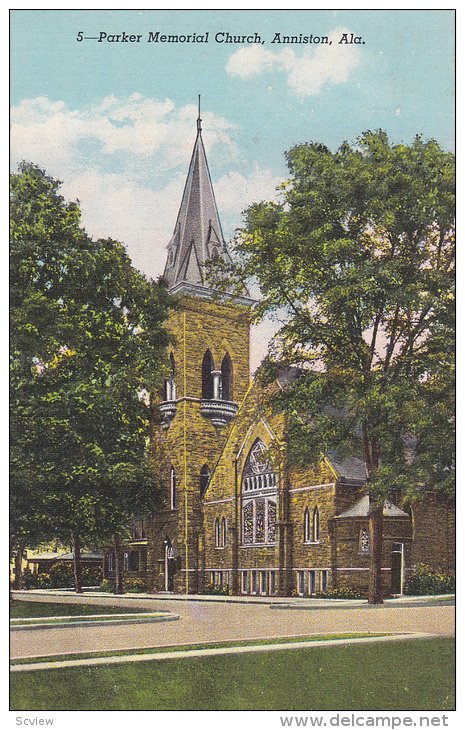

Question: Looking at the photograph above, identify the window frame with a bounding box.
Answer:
[242,497,277,546]
[359,527,370,555]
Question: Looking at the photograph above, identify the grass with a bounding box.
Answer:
[10,638,454,711]
[10,632,385,665]
[10,600,152,619]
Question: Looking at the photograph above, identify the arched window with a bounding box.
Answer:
[241,440,278,545]
[214,518,220,548]
[202,350,214,400]
[312,507,320,542]
[359,527,370,554]
[200,464,211,498]
[170,466,177,510]
[267,501,276,543]
[164,353,176,401]
[221,353,233,401]
[221,517,227,547]
[304,507,311,543]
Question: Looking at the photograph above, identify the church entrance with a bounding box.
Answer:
[391,542,404,594]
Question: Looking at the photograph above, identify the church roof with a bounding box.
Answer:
[327,453,368,483]
[335,495,410,519]
[163,105,253,305]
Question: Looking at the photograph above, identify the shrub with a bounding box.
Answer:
[47,563,75,588]
[404,563,455,596]
[313,588,363,600]
[124,578,147,593]
[22,569,51,589]
[203,583,229,596]
[21,562,103,589]
[98,579,116,593]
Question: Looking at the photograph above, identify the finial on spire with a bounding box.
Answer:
[197,94,202,133]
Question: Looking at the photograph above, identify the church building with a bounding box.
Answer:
[134,111,454,598]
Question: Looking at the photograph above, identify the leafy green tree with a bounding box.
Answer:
[217,132,454,603]
[10,162,172,592]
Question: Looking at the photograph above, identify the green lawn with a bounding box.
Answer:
[10,600,150,619]
[10,638,454,711]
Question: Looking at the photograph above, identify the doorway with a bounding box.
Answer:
[391,542,404,594]
[163,539,176,592]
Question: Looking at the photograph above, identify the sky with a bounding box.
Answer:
[10,9,455,370]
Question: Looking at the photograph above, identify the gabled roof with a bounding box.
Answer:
[162,108,254,305]
[336,495,410,519]
[55,551,104,561]
[327,453,367,483]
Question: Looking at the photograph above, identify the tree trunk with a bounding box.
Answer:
[113,533,125,595]
[368,503,384,604]
[72,530,83,594]
[13,542,25,590]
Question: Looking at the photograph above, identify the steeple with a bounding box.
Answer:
[163,100,253,305]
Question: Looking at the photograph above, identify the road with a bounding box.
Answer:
[10,594,455,660]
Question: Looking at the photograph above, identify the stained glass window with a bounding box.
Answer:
[255,499,266,542]
[304,507,310,542]
[243,501,253,544]
[268,500,276,542]
[360,527,370,554]
[313,507,320,542]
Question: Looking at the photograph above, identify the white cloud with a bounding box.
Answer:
[226,28,362,97]
[10,95,236,176]
[10,94,280,285]
[226,46,294,79]
[215,165,281,216]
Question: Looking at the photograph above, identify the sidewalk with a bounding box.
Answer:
[10,631,433,673]
[11,588,455,609]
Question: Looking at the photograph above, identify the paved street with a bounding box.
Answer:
[10,593,455,660]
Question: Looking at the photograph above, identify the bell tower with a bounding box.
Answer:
[148,100,255,593]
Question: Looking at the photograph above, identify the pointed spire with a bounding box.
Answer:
[163,103,225,293]
[162,102,254,305]
[197,94,202,133]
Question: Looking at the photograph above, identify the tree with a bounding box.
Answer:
[216,132,455,603]
[10,162,173,592]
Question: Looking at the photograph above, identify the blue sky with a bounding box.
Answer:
[10,9,455,368]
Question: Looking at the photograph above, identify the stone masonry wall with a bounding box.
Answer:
[149,295,252,593]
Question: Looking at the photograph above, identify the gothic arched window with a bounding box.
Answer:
[202,350,214,400]
[200,464,211,498]
[221,517,227,547]
[170,466,177,511]
[164,353,176,401]
[312,507,320,543]
[214,518,220,548]
[304,507,311,543]
[241,439,278,545]
[359,527,370,554]
[221,353,233,401]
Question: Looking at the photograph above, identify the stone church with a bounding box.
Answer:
[122,113,455,598]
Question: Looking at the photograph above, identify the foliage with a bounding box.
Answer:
[10,162,173,587]
[214,131,455,602]
[98,579,116,593]
[203,583,230,596]
[404,563,455,595]
[313,588,364,600]
[124,578,148,593]
[21,570,51,590]
[21,563,102,589]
